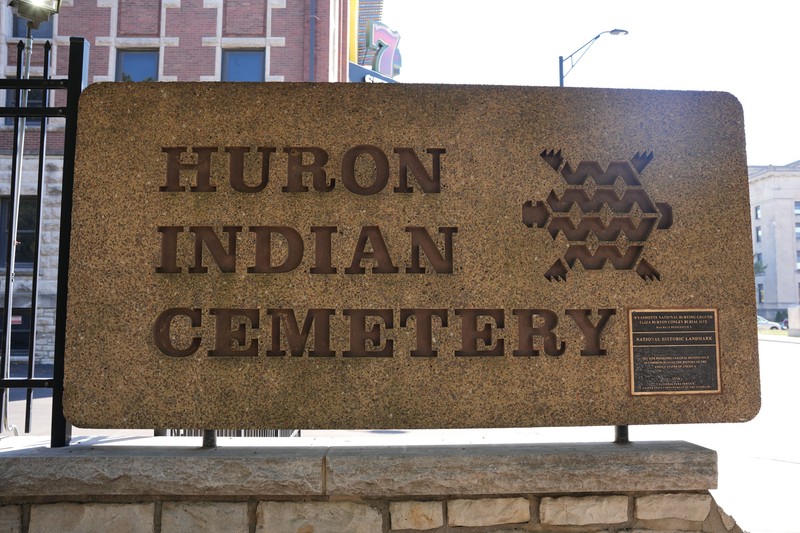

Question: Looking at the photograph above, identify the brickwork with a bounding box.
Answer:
[6,1,347,87]
[55,0,113,79]
[118,0,161,37]
[223,1,267,36]
[5,42,49,73]
[0,129,65,156]
[163,0,217,81]
[271,0,308,80]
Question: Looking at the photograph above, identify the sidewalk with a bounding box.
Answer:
[756,331,800,343]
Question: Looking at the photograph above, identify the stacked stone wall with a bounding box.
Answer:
[0,156,62,365]
[0,440,744,533]
[0,491,742,532]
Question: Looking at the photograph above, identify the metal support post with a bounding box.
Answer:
[614,424,630,444]
[51,37,89,447]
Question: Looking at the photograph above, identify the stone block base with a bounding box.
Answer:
[0,437,743,532]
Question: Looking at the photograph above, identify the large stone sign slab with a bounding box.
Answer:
[64,83,759,429]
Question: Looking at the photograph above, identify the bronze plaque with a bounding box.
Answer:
[629,309,721,395]
[64,83,760,429]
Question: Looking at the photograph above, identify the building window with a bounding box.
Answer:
[0,196,37,268]
[754,205,761,220]
[222,50,265,81]
[0,308,31,358]
[796,224,800,240]
[4,82,44,126]
[795,202,800,216]
[754,253,766,276]
[755,226,762,243]
[12,16,53,39]
[757,284,764,304]
[116,50,158,82]
[797,251,800,270]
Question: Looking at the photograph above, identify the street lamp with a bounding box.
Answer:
[559,28,628,87]
[8,0,62,29]
[2,0,62,437]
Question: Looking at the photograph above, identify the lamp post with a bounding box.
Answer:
[9,0,62,27]
[558,28,628,443]
[559,28,628,87]
[2,0,62,436]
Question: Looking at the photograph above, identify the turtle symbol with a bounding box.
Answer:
[522,149,672,282]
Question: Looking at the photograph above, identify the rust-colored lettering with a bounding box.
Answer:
[267,308,335,357]
[226,146,275,193]
[153,308,202,357]
[284,147,332,192]
[343,309,393,357]
[341,145,390,195]
[513,309,565,356]
[161,147,187,192]
[455,309,504,356]
[160,147,218,192]
[345,226,399,274]
[310,226,338,274]
[248,226,304,273]
[405,226,457,274]
[566,308,615,356]
[189,226,241,273]
[209,308,259,357]
[400,308,448,357]
[393,148,445,193]
[156,226,183,273]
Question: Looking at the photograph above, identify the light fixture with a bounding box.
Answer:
[559,28,629,87]
[8,0,62,28]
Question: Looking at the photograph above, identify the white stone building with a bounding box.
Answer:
[749,160,800,320]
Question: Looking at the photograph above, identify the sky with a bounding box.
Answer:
[381,0,799,166]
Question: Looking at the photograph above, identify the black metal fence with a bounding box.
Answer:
[160,429,298,438]
[0,37,88,448]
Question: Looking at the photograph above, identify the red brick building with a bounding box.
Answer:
[0,0,388,365]
[16,0,350,84]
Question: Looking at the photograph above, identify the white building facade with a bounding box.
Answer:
[749,160,800,320]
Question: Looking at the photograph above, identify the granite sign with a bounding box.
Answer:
[64,83,759,429]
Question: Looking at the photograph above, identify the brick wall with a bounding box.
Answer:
[223,1,266,36]
[118,0,161,37]
[6,0,348,84]
[163,0,217,81]
[55,0,112,80]
[271,0,307,81]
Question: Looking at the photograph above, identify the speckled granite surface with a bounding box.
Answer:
[64,83,758,429]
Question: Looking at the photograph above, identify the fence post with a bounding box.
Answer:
[50,37,89,448]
